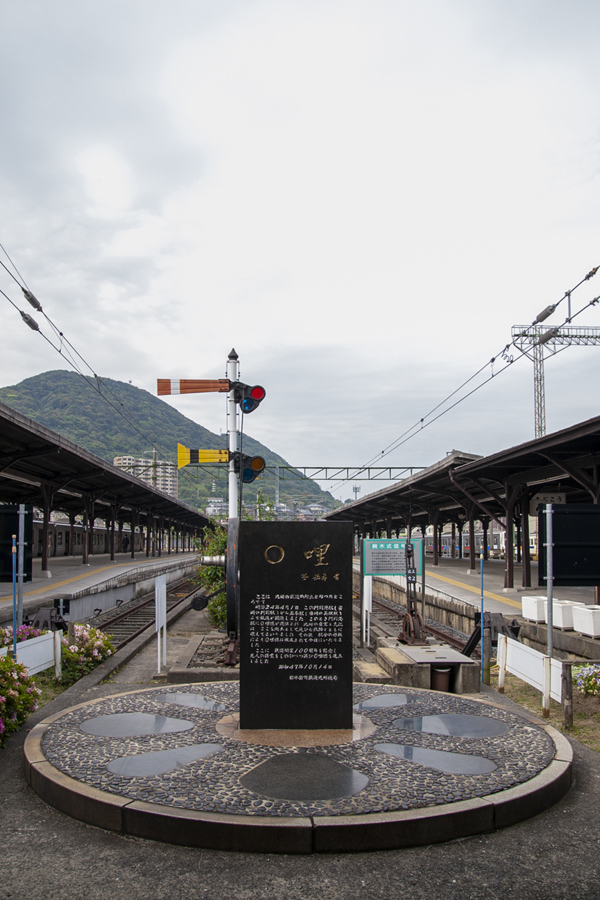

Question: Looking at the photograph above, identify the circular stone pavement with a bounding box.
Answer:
[24,683,572,854]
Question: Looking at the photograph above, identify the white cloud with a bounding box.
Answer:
[75,146,135,217]
[1,0,600,482]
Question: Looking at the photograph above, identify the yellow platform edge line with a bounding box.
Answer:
[0,554,194,603]
[426,571,522,610]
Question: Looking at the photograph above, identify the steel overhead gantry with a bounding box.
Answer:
[511,263,600,438]
[166,464,425,481]
[273,466,425,481]
[512,323,600,439]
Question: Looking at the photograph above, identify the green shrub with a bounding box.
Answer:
[60,624,115,687]
[197,523,227,629]
[0,655,41,748]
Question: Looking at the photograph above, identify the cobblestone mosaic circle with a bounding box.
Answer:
[41,683,556,818]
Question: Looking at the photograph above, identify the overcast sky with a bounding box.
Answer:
[1,0,599,502]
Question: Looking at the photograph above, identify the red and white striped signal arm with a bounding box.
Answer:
[157,379,231,396]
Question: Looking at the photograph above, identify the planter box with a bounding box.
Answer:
[521,596,547,623]
[544,600,587,631]
[572,605,600,639]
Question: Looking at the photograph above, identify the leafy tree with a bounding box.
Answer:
[255,489,276,520]
[196,524,227,628]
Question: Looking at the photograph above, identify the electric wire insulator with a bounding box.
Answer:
[22,288,42,311]
[533,304,556,324]
[539,328,558,345]
[20,311,40,331]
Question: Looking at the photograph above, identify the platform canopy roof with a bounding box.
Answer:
[325,415,600,532]
[0,400,209,530]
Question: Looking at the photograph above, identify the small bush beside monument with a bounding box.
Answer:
[60,624,115,687]
[0,622,115,748]
[0,655,41,747]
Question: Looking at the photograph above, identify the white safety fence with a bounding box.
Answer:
[497,634,563,706]
[496,633,600,728]
[0,630,62,678]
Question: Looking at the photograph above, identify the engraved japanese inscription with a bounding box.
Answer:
[239,521,353,730]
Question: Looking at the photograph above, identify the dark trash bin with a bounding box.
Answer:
[431,666,451,692]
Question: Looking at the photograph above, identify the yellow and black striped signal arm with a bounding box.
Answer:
[177,444,230,469]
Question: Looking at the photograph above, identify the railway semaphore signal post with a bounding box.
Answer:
[158,348,267,519]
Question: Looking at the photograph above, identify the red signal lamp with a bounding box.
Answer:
[232,382,266,414]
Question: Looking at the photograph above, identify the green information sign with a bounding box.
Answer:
[362,538,423,577]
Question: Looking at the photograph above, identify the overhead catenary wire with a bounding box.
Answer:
[0,248,30,291]
[0,246,203,490]
[331,264,600,497]
[4,292,163,452]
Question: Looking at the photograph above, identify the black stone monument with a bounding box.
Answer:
[238,520,353,730]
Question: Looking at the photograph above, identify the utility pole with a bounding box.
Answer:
[227,349,240,519]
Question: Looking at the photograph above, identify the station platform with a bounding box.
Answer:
[0,551,198,625]
[24,680,571,854]
[420,557,594,616]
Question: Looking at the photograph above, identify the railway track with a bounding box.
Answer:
[368,595,480,657]
[97,579,478,656]
[94,579,201,650]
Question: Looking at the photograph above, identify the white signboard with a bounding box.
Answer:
[155,574,167,674]
[155,575,167,632]
[529,492,566,516]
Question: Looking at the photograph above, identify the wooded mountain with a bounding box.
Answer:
[0,370,337,512]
